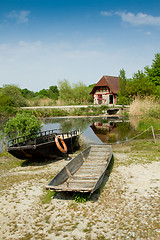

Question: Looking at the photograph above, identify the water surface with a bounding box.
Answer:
[43,116,135,145]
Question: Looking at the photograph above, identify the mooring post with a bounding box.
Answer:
[151,126,156,143]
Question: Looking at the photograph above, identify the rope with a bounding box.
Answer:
[110,126,153,145]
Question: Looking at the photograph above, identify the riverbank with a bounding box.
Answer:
[0,139,159,239]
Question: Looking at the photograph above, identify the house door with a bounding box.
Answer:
[109,95,113,104]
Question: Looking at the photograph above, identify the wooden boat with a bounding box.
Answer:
[46,144,112,194]
[7,129,80,160]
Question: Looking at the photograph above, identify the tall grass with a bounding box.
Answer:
[129,96,160,118]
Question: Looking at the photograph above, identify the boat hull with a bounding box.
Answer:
[7,130,80,160]
[46,144,112,194]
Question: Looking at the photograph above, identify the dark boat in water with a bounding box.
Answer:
[7,129,81,160]
[46,144,112,194]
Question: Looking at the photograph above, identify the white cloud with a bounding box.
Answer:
[101,10,160,26]
[117,12,160,26]
[6,10,30,24]
[100,11,113,17]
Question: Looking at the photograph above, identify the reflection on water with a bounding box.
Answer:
[43,116,137,145]
[1,115,155,152]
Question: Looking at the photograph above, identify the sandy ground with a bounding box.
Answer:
[0,147,160,240]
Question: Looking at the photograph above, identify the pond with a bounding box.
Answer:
[0,115,156,153]
[42,116,139,145]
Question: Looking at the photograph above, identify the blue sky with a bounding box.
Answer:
[0,0,160,91]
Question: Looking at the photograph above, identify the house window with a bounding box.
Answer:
[97,94,102,104]
[97,94,102,99]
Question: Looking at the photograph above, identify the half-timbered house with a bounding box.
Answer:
[90,75,120,105]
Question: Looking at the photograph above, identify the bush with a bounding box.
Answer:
[4,112,42,139]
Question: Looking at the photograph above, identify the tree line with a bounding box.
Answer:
[1,52,160,115]
[0,80,94,115]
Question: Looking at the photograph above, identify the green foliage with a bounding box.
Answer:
[47,86,59,100]
[117,69,130,105]
[118,53,160,103]
[0,93,15,114]
[21,86,59,100]
[119,68,127,95]
[4,112,42,139]
[0,84,27,107]
[72,82,93,104]
[58,79,93,104]
[58,79,73,102]
[41,190,56,204]
[127,71,155,97]
[38,89,48,97]
[21,88,37,99]
[137,118,160,132]
[145,53,160,86]
[74,192,89,203]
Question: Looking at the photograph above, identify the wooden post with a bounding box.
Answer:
[151,126,156,143]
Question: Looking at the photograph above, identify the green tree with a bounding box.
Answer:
[58,79,73,103]
[127,70,155,96]
[0,84,27,107]
[145,53,160,86]
[73,82,93,104]
[38,89,48,98]
[21,88,36,98]
[4,112,42,139]
[0,94,14,113]
[118,68,128,104]
[47,85,59,100]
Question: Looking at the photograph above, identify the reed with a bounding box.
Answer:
[129,96,160,117]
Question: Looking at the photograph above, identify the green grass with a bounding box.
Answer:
[40,190,56,204]
[137,117,160,131]
[113,139,160,166]
[0,154,24,173]
[73,192,89,203]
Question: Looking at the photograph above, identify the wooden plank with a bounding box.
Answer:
[73,174,100,178]
[48,186,92,192]
[81,164,106,167]
[67,179,96,184]
[82,162,107,166]
[87,152,109,155]
[76,170,103,175]
[90,145,110,148]
[87,155,108,159]
[56,181,94,189]
[72,175,99,180]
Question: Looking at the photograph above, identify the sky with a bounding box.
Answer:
[0,0,160,91]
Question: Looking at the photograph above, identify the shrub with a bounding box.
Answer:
[4,112,42,139]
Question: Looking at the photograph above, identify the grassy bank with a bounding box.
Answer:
[17,105,110,118]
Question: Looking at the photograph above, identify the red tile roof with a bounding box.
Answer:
[90,75,120,95]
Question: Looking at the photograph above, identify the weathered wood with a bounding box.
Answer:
[8,129,81,160]
[65,166,72,177]
[151,126,156,143]
[46,144,112,194]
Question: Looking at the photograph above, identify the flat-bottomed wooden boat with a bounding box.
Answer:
[46,144,112,194]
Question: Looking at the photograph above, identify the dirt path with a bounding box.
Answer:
[0,141,160,240]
